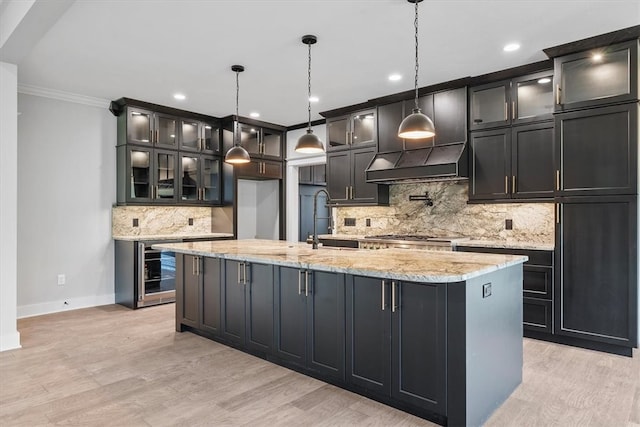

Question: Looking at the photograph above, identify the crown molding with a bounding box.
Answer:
[17,84,110,108]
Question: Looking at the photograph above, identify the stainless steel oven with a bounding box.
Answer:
[137,240,178,308]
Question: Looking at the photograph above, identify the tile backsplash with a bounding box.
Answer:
[112,205,233,236]
[335,181,555,245]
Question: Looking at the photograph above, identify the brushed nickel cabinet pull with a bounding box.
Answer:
[512,176,516,193]
[298,270,302,295]
[556,170,560,191]
[504,102,508,121]
[305,270,310,297]
[556,204,560,224]
[192,256,196,276]
[156,130,159,144]
[381,280,386,311]
[556,85,561,105]
[391,281,397,313]
[505,176,509,194]
[345,186,349,200]
[512,101,516,120]
[237,262,242,284]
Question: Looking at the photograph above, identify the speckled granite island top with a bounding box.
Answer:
[153,239,527,283]
[113,232,233,241]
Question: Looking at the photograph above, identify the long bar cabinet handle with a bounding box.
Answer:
[556,204,560,224]
[156,130,159,144]
[305,271,310,297]
[381,280,386,311]
[237,262,242,284]
[556,170,560,191]
[298,270,303,295]
[391,281,397,313]
[505,176,509,194]
[504,102,508,121]
[556,85,561,105]
[345,186,349,200]
[512,101,516,120]
[512,176,516,193]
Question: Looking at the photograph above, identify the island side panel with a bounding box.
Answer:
[467,264,523,426]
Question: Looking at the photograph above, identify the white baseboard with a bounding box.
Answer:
[17,294,116,319]
[0,331,21,352]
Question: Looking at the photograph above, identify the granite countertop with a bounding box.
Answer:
[456,240,555,251]
[113,232,234,241]
[152,239,527,283]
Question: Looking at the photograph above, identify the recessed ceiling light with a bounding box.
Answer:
[388,74,402,81]
[173,93,186,100]
[537,78,551,84]
[250,112,260,118]
[309,96,319,103]
[503,43,520,52]
[592,53,603,62]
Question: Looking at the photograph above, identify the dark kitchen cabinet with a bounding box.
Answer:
[175,255,222,335]
[298,164,326,185]
[555,103,637,197]
[275,267,345,380]
[221,260,274,351]
[116,145,178,204]
[180,118,221,154]
[326,147,388,206]
[126,107,178,148]
[377,101,405,153]
[553,39,638,113]
[234,158,283,180]
[346,276,446,414]
[327,109,377,151]
[178,154,221,204]
[470,122,554,201]
[239,123,283,160]
[555,196,637,349]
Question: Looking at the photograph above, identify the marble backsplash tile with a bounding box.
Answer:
[112,205,233,236]
[335,181,554,244]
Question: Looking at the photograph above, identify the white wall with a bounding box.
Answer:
[237,180,257,239]
[237,179,279,240]
[0,62,21,350]
[16,93,116,317]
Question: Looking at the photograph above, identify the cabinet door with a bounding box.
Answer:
[239,124,261,155]
[181,255,200,329]
[262,129,282,159]
[306,271,345,380]
[434,87,467,145]
[512,122,554,199]
[523,265,553,300]
[222,260,246,345]
[346,275,390,395]
[246,263,274,353]
[128,147,153,202]
[127,107,154,146]
[202,121,221,154]
[154,149,177,202]
[326,151,351,203]
[351,147,378,203]
[512,71,554,124]
[523,297,553,333]
[261,160,283,179]
[470,80,510,130]
[298,166,313,184]
[327,116,349,151]
[556,103,637,196]
[201,257,221,335]
[180,119,200,152]
[404,95,435,149]
[274,267,307,366]
[556,196,637,347]
[469,129,511,200]
[201,156,221,204]
[154,112,178,148]
[377,102,404,153]
[179,155,201,202]
[554,39,637,112]
[351,109,376,147]
[312,164,326,185]
[392,281,446,414]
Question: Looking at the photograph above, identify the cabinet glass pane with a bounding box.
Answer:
[352,112,375,144]
[129,111,152,143]
[203,124,220,152]
[130,149,151,199]
[157,116,177,147]
[202,158,220,201]
[240,125,260,154]
[181,156,199,200]
[328,118,348,148]
[517,76,553,119]
[471,86,506,125]
[156,152,176,199]
[263,130,281,157]
[561,49,630,104]
[182,121,199,150]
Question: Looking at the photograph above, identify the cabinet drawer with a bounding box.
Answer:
[523,298,552,333]
[523,265,553,299]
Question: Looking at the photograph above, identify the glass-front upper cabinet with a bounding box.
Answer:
[180,119,221,154]
[126,107,177,148]
[327,116,349,149]
[470,81,510,130]
[180,155,200,202]
[129,147,152,200]
[155,150,177,202]
[554,39,638,112]
[238,124,282,159]
[201,156,221,203]
[123,147,176,203]
[179,155,221,204]
[262,129,281,158]
[351,110,376,146]
[155,113,177,148]
[326,108,376,151]
[180,120,200,152]
[239,124,261,155]
[201,121,221,154]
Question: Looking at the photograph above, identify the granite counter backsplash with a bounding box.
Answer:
[335,181,554,246]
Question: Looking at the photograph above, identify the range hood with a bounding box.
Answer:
[366,142,468,183]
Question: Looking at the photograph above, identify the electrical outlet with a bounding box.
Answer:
[133,218,139,227]
[57,274,66,286]
[482,283,492,298]
[366,218,371,227]
[188,218,194,226]
[505,219,513,230]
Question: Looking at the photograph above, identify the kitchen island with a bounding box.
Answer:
[153,239,527,426]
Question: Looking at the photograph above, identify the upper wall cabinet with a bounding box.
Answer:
[126,107,178,148]
[553,39,638,112]
[326,108,377,151]
[238,123,283,160]
[180,119,221,155]
[470,70,554,131]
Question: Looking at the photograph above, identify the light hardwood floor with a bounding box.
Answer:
[1,303,638,426]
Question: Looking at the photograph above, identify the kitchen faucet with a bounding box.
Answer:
[311,188,331,249]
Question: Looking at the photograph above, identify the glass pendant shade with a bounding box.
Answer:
[224,145,250,164]
[398,108,435,139]
[295,129,324,154]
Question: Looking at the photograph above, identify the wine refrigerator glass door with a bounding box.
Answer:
[137,242,176,307]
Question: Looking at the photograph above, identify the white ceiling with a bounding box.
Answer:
[15,0,640,126]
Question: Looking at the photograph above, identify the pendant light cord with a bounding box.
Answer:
[235,70,240,146]
[307,41,312,130]
[413,0,419,111]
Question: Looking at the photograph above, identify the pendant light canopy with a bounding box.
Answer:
[295,34,325,154]
[224,65,251,164]
[398,0,436,140]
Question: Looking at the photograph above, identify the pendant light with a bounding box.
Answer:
[398,0,435,140]
[224,65,251,164]
[295,34,325,154]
